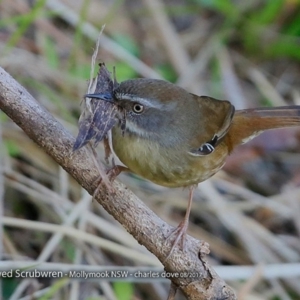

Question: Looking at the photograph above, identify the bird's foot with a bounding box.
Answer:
[164,219,189,262]
[93,165,128,199]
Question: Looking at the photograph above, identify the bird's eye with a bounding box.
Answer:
[132,103,144,114]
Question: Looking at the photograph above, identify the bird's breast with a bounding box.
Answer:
[111,127,228,187]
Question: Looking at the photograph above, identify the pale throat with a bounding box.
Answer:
[122,119,154,139]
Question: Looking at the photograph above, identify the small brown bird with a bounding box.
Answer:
[86,78,300,257]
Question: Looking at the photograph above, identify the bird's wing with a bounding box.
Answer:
[189,95,235,156]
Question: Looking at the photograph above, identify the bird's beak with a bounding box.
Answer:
[84,92,114,103]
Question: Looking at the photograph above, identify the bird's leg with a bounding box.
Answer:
[92,165,129,199]
[88,139,128,197]
[107,165,129,181]
[88,144,112,191]
[165,186,195,261]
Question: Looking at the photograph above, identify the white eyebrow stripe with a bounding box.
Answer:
[115,93,157,107]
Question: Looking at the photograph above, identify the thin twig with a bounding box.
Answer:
[143,0,190,75]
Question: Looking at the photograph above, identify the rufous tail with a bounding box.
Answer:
[226,106,300,151]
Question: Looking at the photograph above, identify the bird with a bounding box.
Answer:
[85,78,300,258]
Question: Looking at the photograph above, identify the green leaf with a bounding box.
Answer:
[107,62,137,82]
[113,281,134,300]
[283,11,300,36]
[67,0,90,72]
[61,239,76,261]
[112,34,140,57]
[69,62,92,79]
[43,37,59,69]
[5,140,20,157]
[5,0,47,51]
[2,278,19,300]
[155,64,176,82]
[266,39,300,60]
[193,0,239,19]
[250,0,285,25]
[39,278,69,300]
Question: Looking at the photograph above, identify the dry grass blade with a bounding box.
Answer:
[4,168,142,249]
[45,0,162,79]
[237,264,263,300]
[2,216,159,265]
[217,46,248,108]
[248,67,287,106]
[176,37,218,92]
[143,0,190,75]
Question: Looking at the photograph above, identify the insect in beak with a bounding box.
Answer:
[86,92,127,135]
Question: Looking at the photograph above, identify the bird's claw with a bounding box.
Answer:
[93,165,128,198]
[164,220,189,262]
